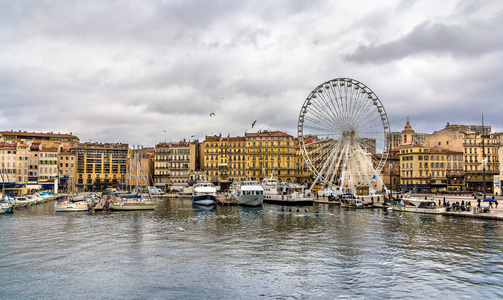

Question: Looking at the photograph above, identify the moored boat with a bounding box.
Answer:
[232,180,264,206]
[192,181,217,206]
[0,201,12,213]
[54,198,90,212]
[339,193,364,208]
[390,197,446,214]
[262,174,313,206]
[109,196,158,211]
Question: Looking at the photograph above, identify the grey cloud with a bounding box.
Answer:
[345,12,503,63]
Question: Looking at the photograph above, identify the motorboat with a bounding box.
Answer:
[55,197,90,212]
[109,195,158,211]
[389,196,446,214]
[339,193,364,208]
[232,180,264,206]
[262,174,313,206]
[0,201,12,213]
[192,181,217,206]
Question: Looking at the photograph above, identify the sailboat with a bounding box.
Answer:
[55,177,89,212]
[0,164,13,213]
[109,146,158,211]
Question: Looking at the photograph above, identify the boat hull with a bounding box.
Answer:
[55,203,89,212]
[263,195,313,206]
[390,204,446,214]
[237,195,263,207]
[192,194,217,206]
[109,202,158,211]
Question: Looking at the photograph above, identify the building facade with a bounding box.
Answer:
[73,143,128,191]
[153,141,198,191]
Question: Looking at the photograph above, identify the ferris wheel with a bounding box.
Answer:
[297,78,390,191]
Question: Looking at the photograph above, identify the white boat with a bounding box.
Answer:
[390,197,446,214]
[55,198,90,212]
[262,175,313,206]
[339,194,364,208]
[192,181,217,206]
[109,196,158,211]
[232,180,264,206]
[109,146,158,211]
[0,201,12,213]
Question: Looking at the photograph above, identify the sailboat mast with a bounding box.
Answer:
[482,113,486,201]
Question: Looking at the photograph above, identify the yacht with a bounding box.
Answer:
[192,181,217,206]
[232,181,264,206]
[389,195,446,214]
[262,175,313,206]
[109,194,158,211]
[55,198,90,212]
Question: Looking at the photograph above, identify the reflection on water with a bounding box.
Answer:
[1,198,502,299]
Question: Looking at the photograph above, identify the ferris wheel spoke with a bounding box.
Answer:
[308,94,344,130]
[303,115,340,133]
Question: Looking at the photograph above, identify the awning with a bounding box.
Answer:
[26,184,42,189]
[42,184,54,189]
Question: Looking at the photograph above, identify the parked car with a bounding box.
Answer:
[472,192,484,196]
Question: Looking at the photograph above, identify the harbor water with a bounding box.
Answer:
[1,199,502,299]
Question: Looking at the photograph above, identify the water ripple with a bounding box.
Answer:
[1,201,502,299]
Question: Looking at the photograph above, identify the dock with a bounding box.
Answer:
[442,210,503,220]
[217,195,238,206]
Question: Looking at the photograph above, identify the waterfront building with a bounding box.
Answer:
[0,130,79,147]
[153,140,198,191]
[72,142,128,191]
[462,130,499,192]
[398,145,463,193]
[126,147,154,190]
[245,131,297,183]
[58,148,77,193]
[27,142,41,189]
[201,135,246,189]
[201,131,298,189]
[380,149,400,192]
[38,147,59,190]
[0,142,30,192]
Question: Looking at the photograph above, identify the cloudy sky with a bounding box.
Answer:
[1,0,502,147]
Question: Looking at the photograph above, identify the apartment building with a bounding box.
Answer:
[153,141,197,191]
[73,142,128,191]
[463,131,499,192]
[0,130,79,147]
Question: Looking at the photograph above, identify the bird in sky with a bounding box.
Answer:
[252,120,257,128]
[191,135,195,138]
[210,113,215,117]
[163,130,166,132]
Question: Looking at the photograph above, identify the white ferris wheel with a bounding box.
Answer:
[297,78,390,192]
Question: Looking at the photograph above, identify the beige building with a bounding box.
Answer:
[201,131,298,188]
[399,145,463,193]
[388,119,427,150]
[73,142,128,191]
[462,131,499,192]
[0,130,79,148]
[58,148,77,192]
[38,147,59,189]
[153,141,198,191]
[127,147,154,190]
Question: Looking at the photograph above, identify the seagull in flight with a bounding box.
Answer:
[163,130,166,132]
[251,120,257,128]
[191,135,195,138]
[210,113,215,117]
